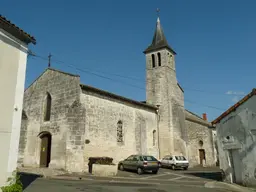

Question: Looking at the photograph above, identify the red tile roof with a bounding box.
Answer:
[0,15,36,44]
[212,88,256,124]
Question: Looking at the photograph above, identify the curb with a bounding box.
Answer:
[205,181,256,192]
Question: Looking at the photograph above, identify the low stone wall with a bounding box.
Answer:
[17,167,67,178]
[85,164,118,177]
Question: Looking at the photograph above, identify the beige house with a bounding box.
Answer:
[0,15,36,186]
[18,16,216,173]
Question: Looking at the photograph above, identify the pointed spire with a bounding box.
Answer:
[144,15,176,54]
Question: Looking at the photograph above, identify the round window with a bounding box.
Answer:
[199,140,203,146]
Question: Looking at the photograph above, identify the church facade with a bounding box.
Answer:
[18,17,216,172]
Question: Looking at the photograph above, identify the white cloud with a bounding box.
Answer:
[226,90,245,95]
[231,96,240,103]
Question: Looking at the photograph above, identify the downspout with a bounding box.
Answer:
[156,105,161,159]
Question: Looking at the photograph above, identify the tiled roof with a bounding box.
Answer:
[0,15,36,44]
[212,88,256,124]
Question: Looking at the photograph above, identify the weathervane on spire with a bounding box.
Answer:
[156,8,160,17]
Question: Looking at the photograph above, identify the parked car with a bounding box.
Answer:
[118,155,161,175]
[161,155,189,170]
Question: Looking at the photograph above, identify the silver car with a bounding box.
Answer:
[161,155,189,170]
[118,155,160,175]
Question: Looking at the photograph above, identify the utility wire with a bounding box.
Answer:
[30,53,227,111]
[31,54,245,97]
[33,55,145,90]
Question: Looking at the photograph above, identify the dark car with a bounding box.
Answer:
[118,155,161,175]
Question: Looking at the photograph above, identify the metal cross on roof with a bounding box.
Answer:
[48,53,52,68]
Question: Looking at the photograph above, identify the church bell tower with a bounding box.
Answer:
[144,15,187,158]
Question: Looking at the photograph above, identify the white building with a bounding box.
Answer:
[0,15,36,187]
[212,88,256,187]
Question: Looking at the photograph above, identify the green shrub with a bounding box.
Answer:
[1,170,23,192]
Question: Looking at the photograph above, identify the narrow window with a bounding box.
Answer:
[117,120,123,142]
[169,54,172,64]
[44,93,52,121]
[157,52,161,66]
[151,54,155,68]
[153,130,156,146]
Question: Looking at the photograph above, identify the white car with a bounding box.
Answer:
[160,155,189,170]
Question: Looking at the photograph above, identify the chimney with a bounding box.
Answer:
[202,113,207,121]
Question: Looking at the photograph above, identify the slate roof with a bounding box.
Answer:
[0,15,36,44]
[80,84,158,111]
[212,88,256,124]
[144,17,176,54]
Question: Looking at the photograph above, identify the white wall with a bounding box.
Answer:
[0,29,28,187]
[216,96,256,187]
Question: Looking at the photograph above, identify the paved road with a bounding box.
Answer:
[115,166,222,182]
[24,177,231,192]
[22,167,233,192]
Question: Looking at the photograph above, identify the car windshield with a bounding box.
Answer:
[142,156,157,161]
[175,156,186,160]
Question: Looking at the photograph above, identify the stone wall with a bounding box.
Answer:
[185,110,215,167]
[145,48,186,158]
[65,99,86,172]
[171,84,187,156]
[20,68,82,171]
[80,88,158,167]
[18,110,28,166]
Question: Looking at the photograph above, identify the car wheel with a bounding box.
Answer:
[183,167,188,170]
[137,167,143,175]
[119,164,124,171]
[171,165,176,170]
[152,170,158,174]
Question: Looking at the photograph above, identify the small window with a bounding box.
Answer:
[153,130,156,146]
[142,156,157,161]
[157,52,161,66]
[168,54,172,64]
[175,156,186,160]
[151,54,156,68]
[126,155,134,161]
[117,120,123,143]
[44,92,52,121]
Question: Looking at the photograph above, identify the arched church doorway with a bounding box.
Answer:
[39,132,52,167]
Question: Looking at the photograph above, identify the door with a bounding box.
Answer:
[167,156,173,167]
[228,150,236,183]
[199,149,205,166]
[123,155,134,170]
[130,156,140,170]
[40,133,51,167]
[161,157,168,167]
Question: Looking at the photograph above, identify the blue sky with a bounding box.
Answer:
[2,0,256,121]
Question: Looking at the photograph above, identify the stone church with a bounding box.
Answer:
[18,17,216,172]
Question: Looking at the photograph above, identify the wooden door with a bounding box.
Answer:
[40,134,51,167]
[199,149,205,165]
